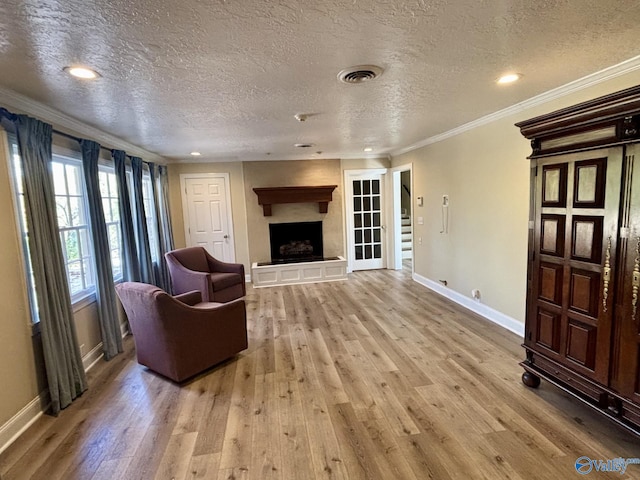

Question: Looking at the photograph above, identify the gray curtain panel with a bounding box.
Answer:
[130,156,156,285]
[112,150,140,282]
[148,163,174,291]
[80,140,123,360]
[15,115,87,415]
[159,165,175,284]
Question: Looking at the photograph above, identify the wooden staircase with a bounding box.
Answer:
[401,213,412,259]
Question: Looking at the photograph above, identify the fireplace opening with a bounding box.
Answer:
[268,221,324,264]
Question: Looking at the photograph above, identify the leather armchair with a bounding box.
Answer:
[165,247,246,303]
[115,282,248,382]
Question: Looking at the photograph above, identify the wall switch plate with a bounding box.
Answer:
[417,216,424,225]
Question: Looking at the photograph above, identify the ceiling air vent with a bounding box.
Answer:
[294,143,315,148]
[338,65,384,84]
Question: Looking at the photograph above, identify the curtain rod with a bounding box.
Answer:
[52,129,115,156]
[0,106,155,163]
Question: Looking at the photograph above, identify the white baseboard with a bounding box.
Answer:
[120,320,129,338]
[0,396,45,455]
[82,321,130,371]
[82,342,104,371]
[412,272,524,337]
[245,273,251,283]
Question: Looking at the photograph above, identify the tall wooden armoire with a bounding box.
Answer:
[517,85,640,435]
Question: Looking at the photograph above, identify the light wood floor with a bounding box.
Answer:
[1,268,639,480]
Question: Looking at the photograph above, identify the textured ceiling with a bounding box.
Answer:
[0,0,639,161]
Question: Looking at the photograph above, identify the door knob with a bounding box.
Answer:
[224,234,229,239]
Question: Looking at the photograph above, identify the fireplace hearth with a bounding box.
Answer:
[267,221,324,264]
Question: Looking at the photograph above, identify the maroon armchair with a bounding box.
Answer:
[115,282,248,382]
[165,247,246,303]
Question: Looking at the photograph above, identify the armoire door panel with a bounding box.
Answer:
[539,262,563,304]
[573,158,606,208]
[536,309,561,352]
[527,148,621,384]
[565,320,597,369]
[541,215,565,256]
[571,216,603,264]
[568,268,601,318]
[611,144,640,400]
[542,163,568,207]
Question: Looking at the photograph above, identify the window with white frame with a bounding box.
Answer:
[7,136,39,322]
[126,167,160,265]
[98,167,123,280]
[52,157,95,299]
[7,135,164,309]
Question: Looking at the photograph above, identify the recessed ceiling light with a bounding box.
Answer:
[63,66,100,79]
[190,151,201,156]
[363,147,373,152]
[497,73,522,84]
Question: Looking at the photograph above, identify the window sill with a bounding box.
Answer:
[30,293,96,337]
[72,292,97,312]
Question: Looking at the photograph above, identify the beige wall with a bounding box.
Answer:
[244,159,344,264]
[394,118,531,321]
[394,70,640,323]
[341,157,391,171]
[74,303,103,359]
[167,162,251,273]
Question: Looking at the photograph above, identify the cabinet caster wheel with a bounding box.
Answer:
[522,371,541,388]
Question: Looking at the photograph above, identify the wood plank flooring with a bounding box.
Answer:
[1,267,639,479]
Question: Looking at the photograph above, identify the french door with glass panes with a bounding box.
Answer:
[346,170,386,270]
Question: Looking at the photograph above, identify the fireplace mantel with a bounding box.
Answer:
[253,185,337,216]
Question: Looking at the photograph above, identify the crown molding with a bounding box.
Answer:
[169,156,240,164]
[169,153,390,163]
[392,55,640,157]
[0,87,167,163]
[339,152,391,161]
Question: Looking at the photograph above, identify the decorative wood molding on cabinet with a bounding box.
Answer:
[516,84,640,158]
[253,185,337,216]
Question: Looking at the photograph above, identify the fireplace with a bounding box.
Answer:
[269,221,323,263]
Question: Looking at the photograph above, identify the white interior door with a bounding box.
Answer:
[345,170,386,271]
[181,174,236,262]
[390,163,413,270]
